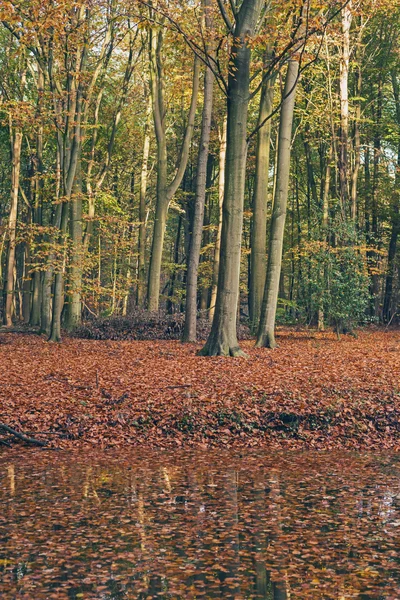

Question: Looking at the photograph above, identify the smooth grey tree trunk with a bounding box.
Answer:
[65,162,83,330]
[383,71,400,322]
[49,202,69,342]
[338,2,352,216]
[209,118,227,321]
[4,127,22,327]
[147,26,200,312]
[249,71,275,332]
[22,243,31,323]
[183,9,214,342]
[137,95,151,307]
[256,59,300,348]
[200,0,264,357]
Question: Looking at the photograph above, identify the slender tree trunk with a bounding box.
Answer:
[147,147,168,311]
[30,272,41,325]
[65,161,83,330]
[167,213,182,314]
[350,64,361,220]
[322,145,333,232]
[383,72,400,322]
[183,27,214,341]
[209,117,227,321]
[256,59,300,348]
[4,125,23,327]
[338,1,352,218]
[318,144,333,330]
[371,78,382,318]
[249,70,275,332]
[200,0,264,356]
[147,25,200,311]
[41,269,53,336]
[22,242,31,323]
[40,145,62,336]
[137,95,151,307]
[30,67,45,327]
[272,583,288,600]
[48,202,69,342]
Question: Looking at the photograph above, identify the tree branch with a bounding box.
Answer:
[0,422,47,446]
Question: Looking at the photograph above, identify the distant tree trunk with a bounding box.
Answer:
[249,67,275,333]
[256,59,300,349]
[30,271,42,326]
[4,124,23,327]
[272,582,288,600]
[383,72,400,322]
[137,94,151,308]
[22,242,31,323]
[199,155,214,312]
[40,146,62,336]
[209,117,227,321]
[30,66,45,327]
[65,161,83,330]
[147,25,200,312]
[183,17,214,341]
[338,1,352,217]
[48,114,82,341]
[48,6,86,341]
[350,63,361,220]
[371,76,383,318]
[48,202,69,342]
[167,213,182,314]
[200,0,264,357]
[318,144,333,330]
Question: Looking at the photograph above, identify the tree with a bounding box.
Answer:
[183,0,214,342]
[257,2,307,349]
[147,18,200,312]
[249,53,275,332]
[200,0,264,357]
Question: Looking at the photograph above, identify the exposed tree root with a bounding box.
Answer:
[198,340,248,358]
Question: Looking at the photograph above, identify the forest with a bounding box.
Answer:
[1,3,400,599]
[0,0,399,354]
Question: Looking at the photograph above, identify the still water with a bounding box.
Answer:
[1,450,399,599]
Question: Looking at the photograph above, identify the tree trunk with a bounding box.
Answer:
[383,72,400,322]
[256,59,300,349]
[30,67,45,327]
[338,1,352,217]
[22,237,32,323]
[30,271,41,325]
[147,157,168,311]
[137,95,151,307]
[167,213,182,314]
[4,126,23,327]
[350,63,361,220]
[249,69,275,333]
[209,117,227,321]
[147,26,200,312]
[318,144,333,330]
[48,202,69,342]
[183,26,214,341]
[65,162,83,330]
[200,0,264,357]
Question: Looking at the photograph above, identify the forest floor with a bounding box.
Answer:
[0,327,399,451]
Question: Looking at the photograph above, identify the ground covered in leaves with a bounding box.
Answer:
[0,328,399,450]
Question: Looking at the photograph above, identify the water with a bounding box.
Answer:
[1,449,399,599]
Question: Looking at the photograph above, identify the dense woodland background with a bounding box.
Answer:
[0,0,399,353]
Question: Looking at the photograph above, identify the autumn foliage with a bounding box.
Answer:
[1,328,399,450]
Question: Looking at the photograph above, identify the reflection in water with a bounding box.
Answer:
[0,450,400,599]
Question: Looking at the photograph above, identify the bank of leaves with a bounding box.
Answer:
[0,328,399,450]
[72,311,252,341]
